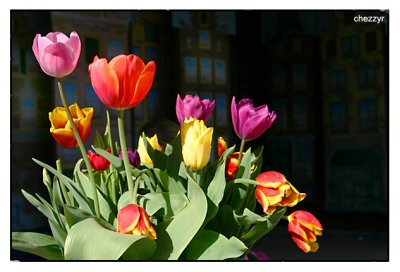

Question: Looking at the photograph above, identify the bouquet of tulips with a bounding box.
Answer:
[12,31,323,260]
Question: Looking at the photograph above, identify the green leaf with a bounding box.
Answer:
[33,158,94,214]
[21,190,59,225]
[94,130,107,149]
[233,178,259,186]
[12,232,64,260]
[234,208,268,225]
[48,218,67,248]
[138,192,188,218]
[250,145,264,179]
[214,205,240,238]
[204,146,235,224]
[185,230,247,260]
[152,174,208,260]
[153,168,186,194]
[165,135,183,178]
[235,148,252,179]
[64,217,156,260]
[241,207,286,247]
[63,205,93,228]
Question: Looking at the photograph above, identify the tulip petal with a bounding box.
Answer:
[40,42,76,77]
[231,97,240,137]
[176,94,185,124]
[50,128,77,148]
[117,204,140,234]
[89,57,120,109]
[217,137,228,158]
[65,32,81,66]
[131,61,156,108]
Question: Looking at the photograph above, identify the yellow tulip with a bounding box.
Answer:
[181,118,213,171]
[137,134,162,166]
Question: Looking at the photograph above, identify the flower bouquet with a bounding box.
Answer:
[11,31,323,260]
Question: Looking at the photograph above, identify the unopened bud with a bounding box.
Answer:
[42,168,52,187]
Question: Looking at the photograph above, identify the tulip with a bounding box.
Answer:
[49,103,93,148]
[181,118,213,171]
[288,210,323,253]
[88,54,156,110]
[117,204,157,240]
[231,96,276,141]
[176,94,215,124]
[88,148,111,171]
[137,134,163,166]
[32,31,81,78]
[255,171,306,215]
[119,148,140,168]
[217,137,240,180]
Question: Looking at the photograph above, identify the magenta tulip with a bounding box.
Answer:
[32,31,81,78]
[176,94,215,124]
[231,96,276,141]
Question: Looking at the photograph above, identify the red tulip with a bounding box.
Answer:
[88,54,156,110]
[117,204,157,240]
[288,210,323,253]
[88,148,111,171]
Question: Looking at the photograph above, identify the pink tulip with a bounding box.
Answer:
[32,31,81,78]
[176,94,215,124]
[231,96,276,141]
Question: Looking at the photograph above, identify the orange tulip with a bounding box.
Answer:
[88,54,156,110]
[217,137,246,180]
[49,103,93,148]
[117,204,157,240]
[255,171,306,215]
[288,210,323,253]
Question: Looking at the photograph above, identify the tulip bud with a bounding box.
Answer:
[176,94,215,124]
[42,168,52,187]
[181,118,213,171]
[88,148,111,171]
[119,148,140,168]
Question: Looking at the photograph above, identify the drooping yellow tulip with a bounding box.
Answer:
[181,118,213,171]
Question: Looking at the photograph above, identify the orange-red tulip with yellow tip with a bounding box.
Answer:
[255,171,306,215]
[117,204,157,240]
[287,210,323,253]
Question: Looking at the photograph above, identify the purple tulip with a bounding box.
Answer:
[243,250,269,260]
[175,94,215,124]
[119,148,140,168]
[231,96,276,141]
[32,31,81,78]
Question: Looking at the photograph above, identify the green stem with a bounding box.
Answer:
[282,215,289,221]
[117,110,135,203]
[132,176,141,205]
[237,138,246,167]
[57,79,100,217]
[56,159,71,206]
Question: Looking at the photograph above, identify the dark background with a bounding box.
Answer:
[11,10,389,260]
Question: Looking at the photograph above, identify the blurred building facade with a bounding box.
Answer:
[320,11,388,213]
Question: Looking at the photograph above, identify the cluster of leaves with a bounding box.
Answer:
[12,113,285,260]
